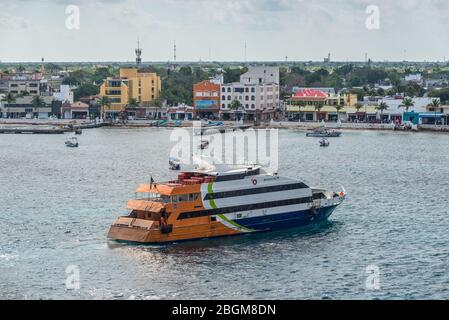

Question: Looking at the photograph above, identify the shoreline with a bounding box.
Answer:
[1,119,449,134]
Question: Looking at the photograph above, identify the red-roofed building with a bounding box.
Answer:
[286,89,358,122]
[293,89,328,101]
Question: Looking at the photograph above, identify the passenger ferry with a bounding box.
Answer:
[107,165,346,244]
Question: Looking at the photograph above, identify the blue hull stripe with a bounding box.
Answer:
[234,205,338,232]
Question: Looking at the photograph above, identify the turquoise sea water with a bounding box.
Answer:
[1,128,449,299]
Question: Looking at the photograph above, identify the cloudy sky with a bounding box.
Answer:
[0,0,448,62]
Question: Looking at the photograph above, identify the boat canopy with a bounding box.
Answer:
[136,183,200,196]
[127,200,165,212]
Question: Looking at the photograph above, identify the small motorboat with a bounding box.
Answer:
[199,140,209,150]
[306,128,342,137]
[319,138,330,147]
[65,136,79,148]
[169,157,181,170]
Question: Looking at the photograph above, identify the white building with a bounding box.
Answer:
[240,66,279,85]
[220,66,279,121]
[404,74,423,83]
[377,97,438,122]
[53,85,74,104]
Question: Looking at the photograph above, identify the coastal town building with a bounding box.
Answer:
[377,97,439,123]
[62,101,90,119]
[99,68,161,118]
[220,66,280,121]
[53,85,74,104]
[285,89,358,121]
[193,79,221,119]
[168,104,194,120]
[0,95,53,119]
[8,79,41,96]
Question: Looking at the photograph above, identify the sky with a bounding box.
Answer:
[0,0,448,62]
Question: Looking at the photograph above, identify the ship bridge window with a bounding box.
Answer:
[175,193,200,203]
[136,193,172,203]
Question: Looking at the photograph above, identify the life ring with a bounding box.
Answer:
[251,178,258,186]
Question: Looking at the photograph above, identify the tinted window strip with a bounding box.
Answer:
[204,183,309,200]
[178,196,313,220]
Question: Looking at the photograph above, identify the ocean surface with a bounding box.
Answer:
[1,128,449,300]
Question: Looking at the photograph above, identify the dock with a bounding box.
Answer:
[0,127,66,134]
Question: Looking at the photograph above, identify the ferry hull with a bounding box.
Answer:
[108,204,339,244]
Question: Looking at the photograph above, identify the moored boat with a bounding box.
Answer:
[107,165,346,244]
[306,128,342,137]
[65,136,79,148]
[319,138,330,147]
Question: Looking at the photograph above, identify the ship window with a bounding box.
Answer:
[188,193,200,201]
[178,196,313,220]
[177,194,190,202]
[204,182,308,200]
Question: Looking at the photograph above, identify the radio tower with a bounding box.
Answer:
[174,41,177,63]
[135,39,142,68]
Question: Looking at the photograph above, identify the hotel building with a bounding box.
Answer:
[220,66,280,121]
[99,68,161,117]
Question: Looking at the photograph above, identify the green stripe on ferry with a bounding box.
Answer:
[207,182,218,209]
[207,182,255,233]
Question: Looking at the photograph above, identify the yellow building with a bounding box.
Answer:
[99,68,161,116]
[286,89,359,122]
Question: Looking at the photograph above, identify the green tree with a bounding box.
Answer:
[400,97,414,112]
[354,102,364,121]
[99,96,111,119]
[315,103,324,121]
[1,92,15,118]
[223,67,248,83]
[335,104,344,122]
[428,88,449,104]
[31,95,45,117]
[74,83,99,101]
[230,99,243,111]
[151,98,163,119]
[429,99,441,125]
[1,92,16,104]
[376,102,389,121]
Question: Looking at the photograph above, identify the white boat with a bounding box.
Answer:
[319,138,330,147]
[169,157,181,170]
[65,136,79,148]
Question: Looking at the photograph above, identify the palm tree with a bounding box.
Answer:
[31,96,45,118]
[314,103,324,122]
[152,98,163,119]
[1,92,16,118]
[99,96,110,119]
[297,100,306,122]
[335,104,344,122]
[376,102,389,122]
[354,103,363,122]
[400,97,414,112]
[429,99,441,125]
